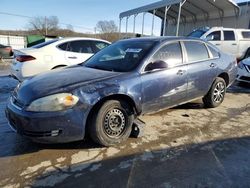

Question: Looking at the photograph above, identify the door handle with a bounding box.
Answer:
[177,70,185,75]
[215,44,220,46]
[68,56,77,59]
[232,43,237,46]
[210,63,216,68]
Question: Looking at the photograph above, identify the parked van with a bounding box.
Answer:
[188,27,250,60]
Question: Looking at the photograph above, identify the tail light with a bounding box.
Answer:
[16,55,36,62]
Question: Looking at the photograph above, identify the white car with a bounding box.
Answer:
[188,27,250,60]
[10,37,110,81]
[237,57,250,83]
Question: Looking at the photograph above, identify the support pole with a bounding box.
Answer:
[176,3,181,36]
[119,18,122,39]
[142,12,146,36]
[176,0,186,36]
[163,6,171,36]
[125,16,129,34]
[151,10,156,36]
[133,14,137,34]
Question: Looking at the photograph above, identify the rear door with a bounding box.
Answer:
[140,41,188,113]
[222,30,238,56]
[63,40,94,65]
[183,41,218,100]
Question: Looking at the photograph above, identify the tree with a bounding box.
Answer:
[96,20,119,41]
[28,16,59,35]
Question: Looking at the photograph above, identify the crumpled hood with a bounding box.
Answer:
[15,66,122,105]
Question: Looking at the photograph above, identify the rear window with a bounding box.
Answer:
[32,39,58,49]
[224,31,235,41]
[242,31,250,39]
[208,45,220,58]
[184,41,209,62]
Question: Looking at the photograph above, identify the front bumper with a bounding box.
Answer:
[5,100,87,143]
[237,67,250,83]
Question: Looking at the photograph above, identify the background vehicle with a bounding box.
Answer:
[188,27,250,60]
[237,57,250,83]
[0,44,13,58]
[10,37,110,81]
[6,37,237,146]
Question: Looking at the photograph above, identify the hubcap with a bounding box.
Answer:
[213,82,225,103]
[104,109,126,138]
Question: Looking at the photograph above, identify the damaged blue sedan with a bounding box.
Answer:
[5,37,237,146]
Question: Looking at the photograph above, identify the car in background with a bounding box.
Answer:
[237,57,250,83]
[10,37,110,81]
[5,37,237,146]
[188,27,250,60]
[0,44,13,58]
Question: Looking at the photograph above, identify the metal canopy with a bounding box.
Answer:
[119,0,240,36]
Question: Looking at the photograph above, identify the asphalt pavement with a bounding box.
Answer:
[0,72,250,188]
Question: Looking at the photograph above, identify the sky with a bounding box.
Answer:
[0,0,248,36]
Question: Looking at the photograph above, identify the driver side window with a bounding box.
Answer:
[151,42,183,68]
[206,31,221,41]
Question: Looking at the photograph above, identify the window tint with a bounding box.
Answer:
[242,31,250,39]
[206,31,221,41]
[224,31,235,41]
[91,41,109,53]
[68,40,93,53]
[208,45,219,58]
[152,42,183,67]
[184,41,209,62]
[58,42,68,51]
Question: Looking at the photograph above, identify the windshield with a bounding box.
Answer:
[187,29,208,38]
[32,39,59,48]
[84,40,157,72]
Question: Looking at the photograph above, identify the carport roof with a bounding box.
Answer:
[119,0,240,22]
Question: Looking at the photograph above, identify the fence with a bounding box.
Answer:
[0,35,26,49]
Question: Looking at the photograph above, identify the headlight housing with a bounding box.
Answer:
[26,93,79,112]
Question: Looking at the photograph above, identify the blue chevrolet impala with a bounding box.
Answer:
[5,37,237,146]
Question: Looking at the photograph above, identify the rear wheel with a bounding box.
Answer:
[203,77,226,108]
[89,100,134,146]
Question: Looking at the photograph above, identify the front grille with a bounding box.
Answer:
[245,65,250,72]
[240,76,250,81]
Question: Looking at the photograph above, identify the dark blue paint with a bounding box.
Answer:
[5,37,237,143]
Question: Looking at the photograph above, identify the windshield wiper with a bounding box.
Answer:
[86,65,115,72]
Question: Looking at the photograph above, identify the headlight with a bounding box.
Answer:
[26,93,79,112]
[238,61,245,69]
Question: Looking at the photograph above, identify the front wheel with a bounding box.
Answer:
[203,77,226,108]
[89,100,134,146]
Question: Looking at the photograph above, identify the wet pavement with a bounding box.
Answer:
[0,74,250,188]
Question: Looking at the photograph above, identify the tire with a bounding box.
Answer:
[89,100,134,146]
[203,77,226,108]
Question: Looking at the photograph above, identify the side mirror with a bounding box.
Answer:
[145,60,168,72]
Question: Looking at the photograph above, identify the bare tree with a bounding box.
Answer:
[28,16,59,35]
[96,20,118,33]
[96,20,119,41]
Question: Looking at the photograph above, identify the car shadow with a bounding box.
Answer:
[28,136,250,187]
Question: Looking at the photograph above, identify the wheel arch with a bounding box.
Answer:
[51,65,67,69]
[217,72,229,86]
[86,94,139,130]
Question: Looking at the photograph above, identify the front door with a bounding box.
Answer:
[140,41,188,114]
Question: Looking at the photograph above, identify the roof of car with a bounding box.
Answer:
[120,36,206,43]
[58,37,111,44]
